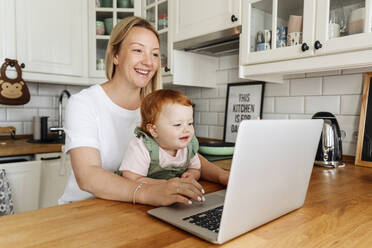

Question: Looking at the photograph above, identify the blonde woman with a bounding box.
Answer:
[60,16,228,206]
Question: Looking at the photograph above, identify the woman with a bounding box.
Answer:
[59,16,228,206]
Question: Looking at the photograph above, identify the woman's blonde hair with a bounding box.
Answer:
[105,16,162,98]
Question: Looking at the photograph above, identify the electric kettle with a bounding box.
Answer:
[312,112,344,168]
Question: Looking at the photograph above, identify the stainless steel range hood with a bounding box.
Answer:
[173,26,241,57]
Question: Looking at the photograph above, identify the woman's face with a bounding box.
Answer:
[114,27,160,89]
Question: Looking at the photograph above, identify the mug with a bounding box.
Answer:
[287,32,302,46]
[256,42,270,51]
[96,21,105,35]
[288,15,303,33]
[256,31,264,43]
[264,29,271,43]
[276,26,287,48]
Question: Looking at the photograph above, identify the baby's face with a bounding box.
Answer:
[152,103,194,155]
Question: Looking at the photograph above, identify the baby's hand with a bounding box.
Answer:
[181,171,193,179]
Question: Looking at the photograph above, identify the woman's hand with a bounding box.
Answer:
[137,177,205,206]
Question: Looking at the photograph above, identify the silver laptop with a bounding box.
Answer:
[148,119,323,244]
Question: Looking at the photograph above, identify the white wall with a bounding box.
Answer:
[168,55,371,156]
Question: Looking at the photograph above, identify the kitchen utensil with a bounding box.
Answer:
[198,141,234,156]
[40,116,49,142]
[312,112,344,168]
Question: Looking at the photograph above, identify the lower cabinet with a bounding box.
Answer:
[35,153,72,208]
[0,161,41,213]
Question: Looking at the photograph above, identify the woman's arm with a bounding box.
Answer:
[70,147,204,205]
[198,153,229,185]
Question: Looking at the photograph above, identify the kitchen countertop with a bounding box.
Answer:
[0,138,63,156]
[0,161,371,247]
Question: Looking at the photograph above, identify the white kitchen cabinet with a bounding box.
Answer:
[0,0,89,85]
[88,0,141,79]
[142,0,219,87]
[0,161,41,213]
[36,152,71,208]
[173,0,241,42]
[239,0,372,83]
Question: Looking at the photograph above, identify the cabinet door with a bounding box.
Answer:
[240,0,316,66]
[315,0,372,56]
[0,161,41,213]
[36,153,72,208]
[15,0,84,76]
[173,0,241,42]
[0,0,16,63]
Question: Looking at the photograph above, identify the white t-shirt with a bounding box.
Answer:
[119,137,200,176]
[59,84,141,203]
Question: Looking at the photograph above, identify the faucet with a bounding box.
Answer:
[50,90,71,140]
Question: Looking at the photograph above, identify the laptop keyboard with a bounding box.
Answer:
[182,206,223,233]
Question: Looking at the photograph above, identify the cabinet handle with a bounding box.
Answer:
[301,43,309,52]
[41,156,61,161]
[231,15,238,22]
[164,66,170,72]
[314,40,323,50]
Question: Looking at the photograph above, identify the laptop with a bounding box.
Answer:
[148,119,323,244]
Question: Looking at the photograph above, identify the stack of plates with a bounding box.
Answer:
[198,141,234,161]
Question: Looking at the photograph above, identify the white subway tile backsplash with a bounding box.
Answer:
[24,96,55,108]
[0,122,23,135]
[290,78,322,96]
[341,95,362,115]
[218,84,228,97]
[27,82,38,95]
[219,55,238,70]
[202,88,218,98]
[216,70,228,85]
[228,69,250,83]
[289,114,313,119]
[265,80,289,97]
[200,112,218,125]
[209,99,225,112]
[275,97,304,113]
[0,109,5,120]
[305,70,341,78]
[263,97,274,113]
[7,108,38,121]
[342,142,356,156]
[194,112,200,125]
[336,115,360,143]
[23,121,33,135]
[208,126,224,139]
[193,99,209,111]
[262,113,289,119]
[38,84,66,96]
[305,96,340,115]
[186,87,202,99]
[38,108,58,121]
[195,125,208,138]
[217,113,225,126]
[323,74,363,95]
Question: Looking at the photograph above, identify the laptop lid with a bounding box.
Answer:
[148,119,323,244]
[217,119,323,243]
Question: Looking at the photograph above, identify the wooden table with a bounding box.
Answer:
[0,161,372,247]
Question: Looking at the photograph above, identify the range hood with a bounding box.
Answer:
[173,26,241,57]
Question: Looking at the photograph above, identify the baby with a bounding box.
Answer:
[119,89,201,183]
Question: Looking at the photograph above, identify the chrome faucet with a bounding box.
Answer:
[50,90,71,140]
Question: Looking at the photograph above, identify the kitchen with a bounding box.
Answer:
[1,0,372,246]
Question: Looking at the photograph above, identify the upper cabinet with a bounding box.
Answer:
[0,0,89,85]
[240,0,372,83]
[173,0,241,42]
[88,0,141,79]
[142,0,172,76]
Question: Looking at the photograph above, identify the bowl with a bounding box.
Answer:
[198,141,235,156]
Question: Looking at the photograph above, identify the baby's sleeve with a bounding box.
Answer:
[188,153,201,169]
[119,137,151,176]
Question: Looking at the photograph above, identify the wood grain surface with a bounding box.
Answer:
[0,162,371,247]
[0,138,62,156]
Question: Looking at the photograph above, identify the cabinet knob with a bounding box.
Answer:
[231,15,238,22]
[21,63,25,69]
[301,43,309,52]
[314,40,323,50]
[164,66,170,72]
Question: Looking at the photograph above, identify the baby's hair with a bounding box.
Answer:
[140,89,193,134]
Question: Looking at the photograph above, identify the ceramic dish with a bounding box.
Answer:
[198,141,235,156]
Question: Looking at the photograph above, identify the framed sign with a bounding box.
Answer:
[223,82,265,143]
[355,73,372,168]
